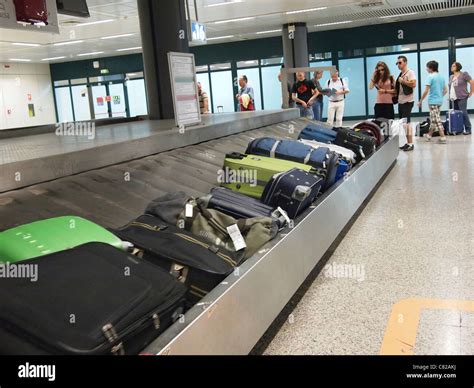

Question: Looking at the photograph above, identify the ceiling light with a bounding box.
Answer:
[205,0,242,7]
[9,58,31,62]
[100,33,135,40]
[206,35,235,41]
[12,42,41,47]
[214,17,255,24]
[53,40,84,46]
[42,56,66,61]
[315,21,353,27]
[77,52,104,57]
[286,7,327,15]
[256,29,281,34]
[116,46,142,52]
[76,19,115,27]
[380,13,419,19]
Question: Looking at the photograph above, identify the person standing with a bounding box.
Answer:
[311,70,325,121]
[449,62,473,135]
[369,61,395,120]
[418,60,448,143]
[197,82,209,115]
[395,56,417,152]
[326,69,350,128]
[236,75,255,111]
[291,72,318,119]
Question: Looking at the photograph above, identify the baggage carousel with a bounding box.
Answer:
[0,111,399,354]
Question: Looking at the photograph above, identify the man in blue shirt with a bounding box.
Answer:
[418,60,448,143]
[236,75,255,111]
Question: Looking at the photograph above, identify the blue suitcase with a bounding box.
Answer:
[444,110,464,135]
[246,137,339,192]
[261,168,323,219]
[335,159,351,182]
[298,122,338,143]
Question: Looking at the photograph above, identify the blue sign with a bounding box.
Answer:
[191,21,206,43]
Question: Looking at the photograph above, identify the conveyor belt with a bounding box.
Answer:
[0,118,302,231]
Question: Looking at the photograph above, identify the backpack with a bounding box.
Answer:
[327,78,346,99]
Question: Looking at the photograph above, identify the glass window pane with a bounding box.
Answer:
[366,43,417,55]
[455,46,474,109]
[196,72,212,112]
[91,85,109,119]
[261,65,283,110]
[210,63,231,71]
[366,53,419,115]
[237,68,262,110]
[210,70,234,113]
[456,37,474,46]
[126,72,144,79]
[126,79,148,117]
[419,49,449,112]
[54,80,69,87]
[261,57,284,66]
[420,41,448,50]
[109,84,127,118]
[338,57,366,117]
[237,60,259,68]
[71,85,91,121]
[54,87,74,122]
[70,78,88,85]
[309,52,331,61]
[195,65,209,72]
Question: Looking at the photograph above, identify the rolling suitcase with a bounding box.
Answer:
[352,121,382,146]
[444,110,464,135]
[336,159,351,182]
[261,169,323,219]
[333,127,377,163]
[298,122,338,143]
[245,138,338,192]
[0,243,187,355]
[0,216,124,263]
[299,139,357,164]
[201,187,288,228]
[114,214,241,306]
[222,152,317,199]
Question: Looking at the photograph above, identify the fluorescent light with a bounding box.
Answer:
[12,42,41,47]
[315,21,353,27]
[9,58,31,62]
[100,33,135,40]
[76,19,114,27]
[77,51,104,57]
[53,40,84,46]
[206,0,242,7]
[42,56,66,61]
[380,12,418,19]
[206,35,234,41]
[256,29,281,35]
[214,17,255,24]
[287,7,327,15]
[116,46,142,52]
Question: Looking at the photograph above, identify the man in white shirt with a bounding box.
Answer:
[326,69,350,127]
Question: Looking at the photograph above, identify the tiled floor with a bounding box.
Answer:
[264,122,474,355]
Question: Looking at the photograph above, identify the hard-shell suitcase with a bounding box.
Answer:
[444,110,464,135]
[298,122,338,143]
[0,243,186,355]
[201,187,287,228]
[299,139,357,164]
[261,168,323,219]
[352,121,382,146]
[115,214,241,306]
[335,159,351,182]
[333,127,377,163]
[0,216,124,263]
[222,152,316,199]
[245,137,338,192]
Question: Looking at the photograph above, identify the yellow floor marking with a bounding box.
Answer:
[380,298,474,355]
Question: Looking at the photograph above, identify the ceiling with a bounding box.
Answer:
[0,0,473,64]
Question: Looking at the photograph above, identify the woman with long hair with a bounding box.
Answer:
[369,61,395,120]
[448,62,473,135]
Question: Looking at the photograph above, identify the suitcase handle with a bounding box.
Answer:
[225,152,246,160]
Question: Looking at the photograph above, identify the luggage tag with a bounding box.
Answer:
[185,203,193,218]
[226,224,246,251]
[277,207,291,224]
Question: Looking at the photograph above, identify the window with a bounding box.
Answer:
[126,79,148,117]
[455,46,474,109]
[261,65,283,110]
[338,49,364,59]
[338,58,366,117]
[237,68,262,110]
[420,41,448,50]
[261,57,284,66]
[210,70,234,113]
[54,87,74,122]
[210,63,231,71]
[70,78,88,85]
[54,80,69,87]
[366,44,417,55]
[420,49,449,112]
[71,85,91,121]
[309,52,331,61]
[366,52,419,115]
[196,72,212,112]
[237,60,259,68]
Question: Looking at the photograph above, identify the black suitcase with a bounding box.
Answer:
[114,214,243,306]
[202,187,287,228]
[0,243,186,355]
[333,127,377,163]
[261,168,323,219]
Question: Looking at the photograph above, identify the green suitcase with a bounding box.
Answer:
[221,152,316,199]
[0,216,124,263]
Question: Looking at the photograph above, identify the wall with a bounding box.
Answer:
[0,63,56,130]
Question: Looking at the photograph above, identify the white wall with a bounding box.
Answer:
[0,63,56,130]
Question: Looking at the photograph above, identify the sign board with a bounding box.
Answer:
[168,52,201,128]
[190,21,206,44]
[0,0,59,34]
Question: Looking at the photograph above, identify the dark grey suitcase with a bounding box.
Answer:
[261,168,323,219]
